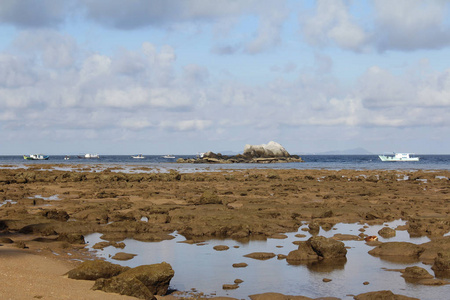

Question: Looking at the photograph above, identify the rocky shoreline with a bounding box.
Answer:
[0,166,449,299]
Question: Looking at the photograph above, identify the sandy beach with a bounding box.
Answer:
[1,166,449,299]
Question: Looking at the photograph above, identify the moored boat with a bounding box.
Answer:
[23,154,49,160]
[378,153,419,162]
[163,155,175,159]
[132,154,145,159]
[77,153,100,159]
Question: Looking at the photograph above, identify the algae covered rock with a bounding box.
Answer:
[368,242,425,258]
[308,236,347,259]
[93,276,155,300]
[67,260,130,280]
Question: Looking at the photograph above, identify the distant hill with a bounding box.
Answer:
[316,147,373,155]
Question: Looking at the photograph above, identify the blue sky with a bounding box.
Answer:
[1,0,450,155]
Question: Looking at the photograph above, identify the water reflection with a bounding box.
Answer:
[84,220,448,299]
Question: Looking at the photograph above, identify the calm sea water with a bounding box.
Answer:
[1,155,450,171]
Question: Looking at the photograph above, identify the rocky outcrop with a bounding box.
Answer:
[432,252,450,277]
[368,242,425,259]
[92,262,174,298]
[353,290,419,300]
[243,141,289,158]
[67,260,130,280]
[177,141,303,164]
[287,236,347,264]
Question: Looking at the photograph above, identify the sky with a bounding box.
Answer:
[1,0,450,155]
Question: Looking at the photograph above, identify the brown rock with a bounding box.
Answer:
[67,260,130,280]
[213,245,230,251]
[243,252,276,260]
[308,236,347,259]
[112,252,137,261]
[354,290,419,300]
[368,242,425,258]
[378,227,396,238]
[232,263,248,268]
[401,266,433,279]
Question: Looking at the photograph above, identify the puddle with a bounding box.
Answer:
[29,194,60,201]
[85,220,448,299]
[0,199,17,207]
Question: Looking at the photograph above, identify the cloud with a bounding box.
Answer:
[161,119,213,131]
[301,0,368,51]
[0,0,72,28]
[372,0,450,51]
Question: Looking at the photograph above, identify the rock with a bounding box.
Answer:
[93,277,155,300]
[249,293,314,300]
[222,284,239,290]
[234,278,244,284]
[43,209,70,221]
[308,236,347,259]
[232,263,248,268]
[67,260,130,280]
[112,252,137,261]
[323,278,332,282]
[368,242,425,258]
[401,266,433,279]
[353,290,419,300]
[0,237,14,243]
[213,245,229,251]
[432,252,450,277]
[332,234,361,241]
[308,222,320,234]
[243,141,290,158]
[287,241,320,263]
[56,233,85,244]
[243,252,276,260]
[110,262,174,296]
[197,189,222,205]
[378,227,396,238]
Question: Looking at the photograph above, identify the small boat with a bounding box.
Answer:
[64,156,70,160]
[77,153,100,159]
[132,154,145,159]
[163,155,175,159]
[378,153,419,162]
[23,154,49,160]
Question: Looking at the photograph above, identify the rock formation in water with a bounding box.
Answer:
[177,141,303,164]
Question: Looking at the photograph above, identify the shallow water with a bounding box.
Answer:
[85,220,448,299]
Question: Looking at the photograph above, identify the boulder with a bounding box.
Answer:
[401,266,433,279]
[308,236,347,259]
[108,262,174,296]
[432,252,450,277]
[378,227,396,238]
[93,277,155,300]
[368,242,425,258]
[67,260,130,280]
[243,141,289,158]
[56,233,85,244]
[112,252,137,261]
[353,290,419,300]
[287,241,320,263]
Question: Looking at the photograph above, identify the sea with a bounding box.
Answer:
[1,154,450,171]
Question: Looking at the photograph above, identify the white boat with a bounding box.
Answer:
[64,155,70,160]
[23,154,49,160]
[78,153,100,159]
[132,154,145,159]
[378,153,419,162]
[163,155,175,159]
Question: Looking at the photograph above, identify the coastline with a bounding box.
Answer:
[1,165,449,299]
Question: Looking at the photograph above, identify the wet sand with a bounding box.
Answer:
[0,166,449,299]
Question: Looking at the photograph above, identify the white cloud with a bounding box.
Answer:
[301,0,367,51]
[373,0,450,51]
[161,119,213,131]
